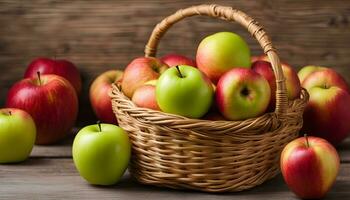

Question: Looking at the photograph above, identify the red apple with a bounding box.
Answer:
[251,60,301,109]
[121,57,168,98]
[216,68,271,120]
[301,68,350,145]
[298,65,327,84]
[132,80,160,111]
[281,135,340,199]
[160,53,196,67]
[24,57,82,94]
[6,73,78,145]
[90,70,123,124]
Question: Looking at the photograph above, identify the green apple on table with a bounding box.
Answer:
[156,65,214,118]
[72,122,131,185]
[0,108,36,163]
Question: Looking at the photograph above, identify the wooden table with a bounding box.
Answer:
[1,135,349,200]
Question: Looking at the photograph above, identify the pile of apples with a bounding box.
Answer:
[1,30,349,199]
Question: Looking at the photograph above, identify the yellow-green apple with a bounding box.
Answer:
[90,70,123,124]
[160,53,196,67]
[301,68,350,145]
[132,80,160,111]
[196,32,251,83]
[6,73,78,145]
[24,57,82,94]
[298,65,327,84]
[216,68,271,120]
[72,122,131,185]
[281,135,339,199]
[156,65,214,118]
[252,60,301,110]
[121,57,168,98]
[0,108,36,163]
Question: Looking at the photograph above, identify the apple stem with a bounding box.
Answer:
[8,111,12,116]
[304,134,310,148]
[97,120,102,132]
[37,71,42,86]
[175,66,183,78]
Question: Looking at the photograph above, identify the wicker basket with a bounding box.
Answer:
[110,4,308,192]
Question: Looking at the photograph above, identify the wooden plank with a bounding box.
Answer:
[0,158,349,199]
[0,0,349,124]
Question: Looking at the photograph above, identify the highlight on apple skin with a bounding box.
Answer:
[0,108,36,163]
[25,57,82,95]
[121,57,168,98]
[6,74,78,145]
[215,68,271,121]
[160,53,197,67]
[281,135,340,199]
[156,65,214,118]
[196,32,251,84]
[301,68,350,145]
[132,80,160,111]
[90,70,123,124]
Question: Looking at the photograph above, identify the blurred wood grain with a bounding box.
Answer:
[0,0,349,124]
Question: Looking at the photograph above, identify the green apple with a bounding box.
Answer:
[196,32,251,83]
[72,122,131,185]
[156,65,214,118]
[0,108,36,163]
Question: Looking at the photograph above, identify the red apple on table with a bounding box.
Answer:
[251,60,301,109]
[90,70,123,124]
[6,73,78,145]
[281,135,340,199]
[132,80,160,111]
[301,68,350,145]
[216,68,271,121]
[196,32,251,84]
[24,57,82,94]
[160,53,196,67]
[121,57,168,98]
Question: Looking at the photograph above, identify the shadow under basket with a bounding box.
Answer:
[110,4,309,193]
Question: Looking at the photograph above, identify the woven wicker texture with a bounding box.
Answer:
[111,4,309,192]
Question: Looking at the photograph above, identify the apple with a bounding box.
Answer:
[160,53,197,67]
[24,57,82,94]
[90,70,123,124]
[301,68,350,145]
[281,135,340,199]
[72,122,131,185]
[156,65,214,118]
[251,60,301,109]
[121,57,168,98]
[298,65,327,84]
[196,32,251,83]
[0,108,36,163]
[132,80,160,111]
[6,73,78,145]
[216,68,271,121]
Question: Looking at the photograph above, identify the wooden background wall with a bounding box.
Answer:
[0,0,349,125]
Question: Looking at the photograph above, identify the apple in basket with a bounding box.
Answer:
[0,108,36,163]
[216,68,271,121]
[300,67,350,145]
[6,73,78,145]
[90,70,123,124]
[121,57,168,98]
[160,53,197,67]
[132,79,160,111]
[196,32,251,84]
[24,57,82,95]
[73,122,131,185]
[156,65,214,118]
[281,135,339,199]
[251,60,301,109]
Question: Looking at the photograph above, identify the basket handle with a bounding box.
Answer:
[144,4,287,119]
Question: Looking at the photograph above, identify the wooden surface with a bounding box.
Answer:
[0,137,349,199]
[0,0,350,124]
